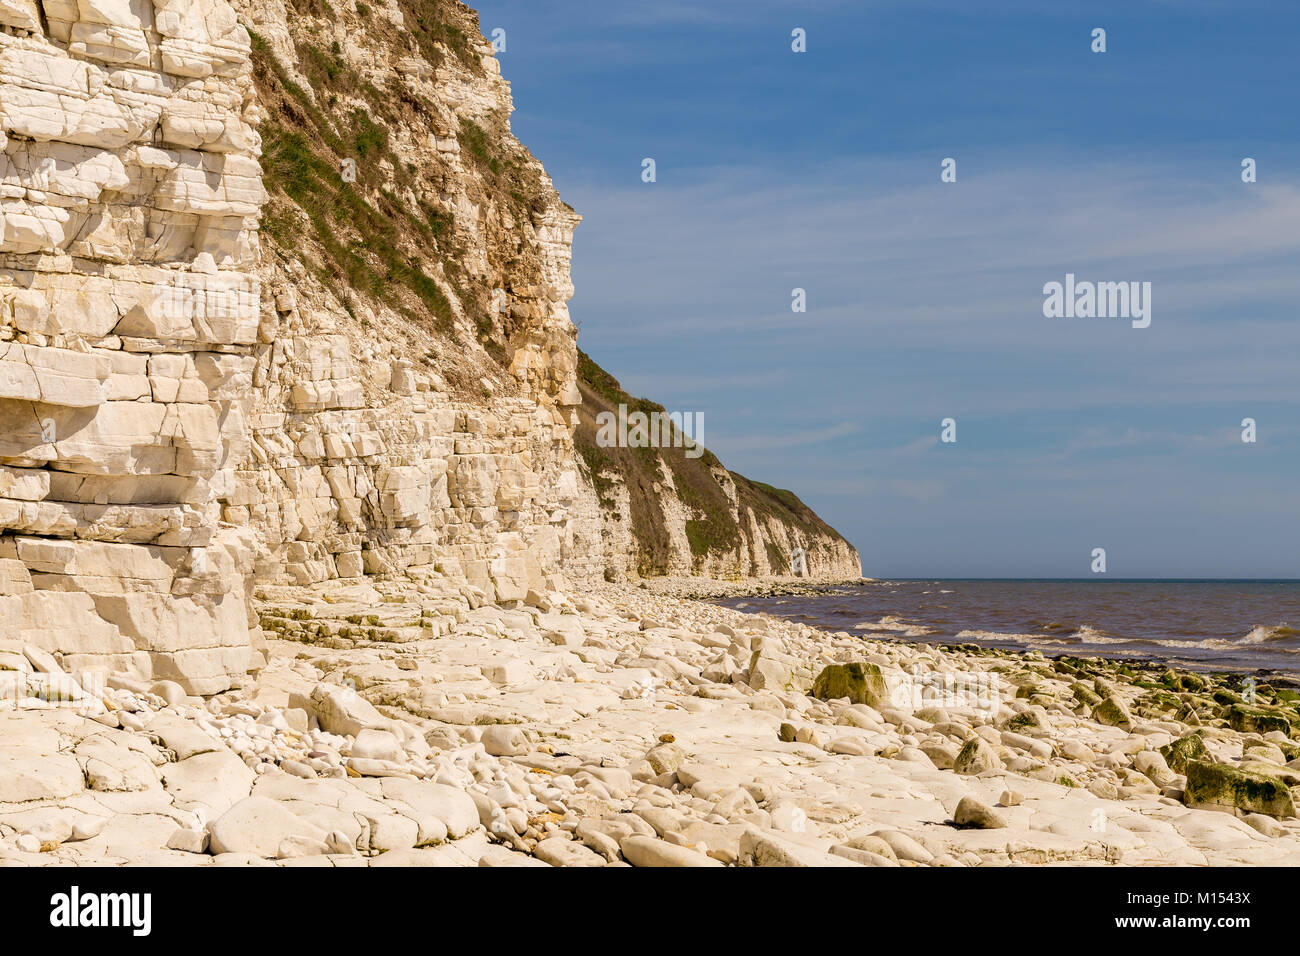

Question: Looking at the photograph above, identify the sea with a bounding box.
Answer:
[716,579,1300,679]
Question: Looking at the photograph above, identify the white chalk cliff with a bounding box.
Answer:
[0,0,860,695]
[1,0,265,695]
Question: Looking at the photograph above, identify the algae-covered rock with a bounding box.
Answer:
[1162,670,1206,692]
[1092,695,1133,730]
[1237,761,1300,786]
[1004,708,1051,734]
[1227,704,1293,736]
[811,663,888,709]
[1070,682,1102,707]
[1134,689,1182,719]
[1160,732,1208,774]
[953,736,1002,775]
[1183,760,1296,819]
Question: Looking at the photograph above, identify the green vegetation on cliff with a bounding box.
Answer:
[250,26,463,334]
[248,0,552,386]
[574,350,851,577]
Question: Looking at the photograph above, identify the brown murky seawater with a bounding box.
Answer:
[716,579,1300,677]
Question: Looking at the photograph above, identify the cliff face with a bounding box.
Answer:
[0,0,859,695]
[227,0,604,597]
[0,0,264,694]
[574,352,860,580]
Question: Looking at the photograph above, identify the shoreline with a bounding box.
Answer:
[701,576,1300,685]
[628,573,871,600]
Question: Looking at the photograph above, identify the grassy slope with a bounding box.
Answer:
[574,350,851,576]
[248,0,549,390]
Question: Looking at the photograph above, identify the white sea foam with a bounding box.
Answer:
[1068,624,1127,645]
[854,615,908,631]
[953,628,1047,644]
[854,616,937,637]
[1240,624,1299,644]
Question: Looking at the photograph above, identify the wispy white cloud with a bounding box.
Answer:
[569,153,1300,420]
[711,420,861,454]
[570,157,1300,332]
[896,435,940,455]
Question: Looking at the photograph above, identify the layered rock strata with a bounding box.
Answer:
[0,0,266,693]
[1,0,860,695]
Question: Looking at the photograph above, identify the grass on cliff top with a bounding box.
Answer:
[285,0,544,227]
[397,0,485,75]
[287,0,485,74]
[255,0,554,366]
[574,350,849,576]
[251,29,460,337]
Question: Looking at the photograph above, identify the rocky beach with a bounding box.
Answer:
[2,571,1297,867]
[0,0,1295,881]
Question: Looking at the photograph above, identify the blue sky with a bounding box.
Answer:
[472,0,1300,578]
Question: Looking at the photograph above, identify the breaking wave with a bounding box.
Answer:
[1240,624,1300,645]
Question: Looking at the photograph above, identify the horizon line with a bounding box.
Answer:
[860,577,1300,583]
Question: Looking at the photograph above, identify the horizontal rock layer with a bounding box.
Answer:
[0,0,265,694]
